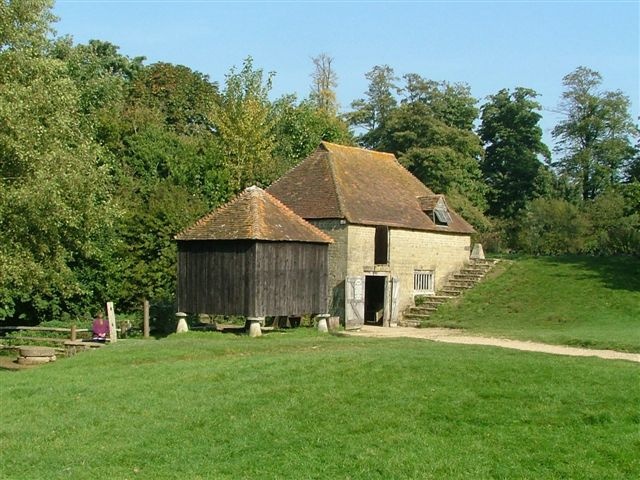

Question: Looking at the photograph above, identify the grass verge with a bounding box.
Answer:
[1,331,639,479]
[426,255,640,352]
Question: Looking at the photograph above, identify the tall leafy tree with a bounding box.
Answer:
[209,57,277,191]
[479,87,551,216]
[309,53,338,115]
[347,65,399,148]
[0,0,116,321]
[552,66,636,201]
[272,95,352,174]
[129,62,219,136]
[0,0,55,52]
[378,75,487,211]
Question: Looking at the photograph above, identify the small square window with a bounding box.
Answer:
[414,270,434,294]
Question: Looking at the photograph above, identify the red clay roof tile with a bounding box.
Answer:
[175,186,334,243]
[268,142,475,234]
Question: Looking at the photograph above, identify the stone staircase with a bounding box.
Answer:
[400,258,500,327]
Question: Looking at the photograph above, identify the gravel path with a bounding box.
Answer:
[342,325,640,363]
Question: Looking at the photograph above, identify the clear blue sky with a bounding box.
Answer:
[53,1,639,149]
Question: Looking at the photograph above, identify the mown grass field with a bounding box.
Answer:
[1,331,639,479]
[426,255,640,352]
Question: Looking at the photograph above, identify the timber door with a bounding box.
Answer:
[345,276,365,330]
[388,276,399,326]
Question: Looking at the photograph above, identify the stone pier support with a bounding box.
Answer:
[176,312,189,333]
[315,314,330,333]
[247,317,263,337]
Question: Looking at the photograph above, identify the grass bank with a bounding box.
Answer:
[1,331,638,479]
[427,255,640,352]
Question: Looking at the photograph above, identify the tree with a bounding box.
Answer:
[552,66,636,201]
[114,181,208,309]
[309,53,338,115]
[55,39,144,116]
[347,65,399,148]
[516,198,590,255]
[272,95,352,174]
[624,130,640,182]
[209,57,277,192]
[0,0,55,53]
[402,74,477,130]
[377,75,487,211]
[0,0,116,321]
[479,88,551,216]
[129,62,219,136]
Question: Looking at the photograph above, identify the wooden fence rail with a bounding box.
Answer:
[0,325,112,356]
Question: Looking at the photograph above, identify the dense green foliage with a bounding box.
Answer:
[479,88,551,216]
[350,68,488,212]
[0,1,637,322]
[427,256,640,352]
[1,331,639,479]
[0,2,351,322]
[552,67,637,201]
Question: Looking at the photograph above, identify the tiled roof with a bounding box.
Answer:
[418,195,443,212]
[267,142,475,234]
[175,186,333,243]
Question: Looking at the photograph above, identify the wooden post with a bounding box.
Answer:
[143,299,150,339]
[106,302,117,343]
[70,324,77,341]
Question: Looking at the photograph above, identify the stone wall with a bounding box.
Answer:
[310,219,348,319]
[310,220,471,324]
[389,229,471,314]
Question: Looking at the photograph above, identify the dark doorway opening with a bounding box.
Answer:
[364,275,386,324]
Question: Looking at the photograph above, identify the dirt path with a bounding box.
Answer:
[342,325,640,363]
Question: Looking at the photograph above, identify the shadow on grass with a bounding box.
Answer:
[537,255,640,292]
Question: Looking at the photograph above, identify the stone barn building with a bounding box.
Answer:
[175,186,333,319]
[267,142,475,329]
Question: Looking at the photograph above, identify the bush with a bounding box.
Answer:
[585,189,640,256]
[515,198,589,255]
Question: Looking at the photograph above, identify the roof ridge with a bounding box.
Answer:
[247,186,258,238]
[321,141,396,158]
[326,147,348,222]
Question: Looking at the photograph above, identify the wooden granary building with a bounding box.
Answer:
[175,186,333,318]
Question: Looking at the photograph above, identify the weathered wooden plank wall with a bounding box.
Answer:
[177,240,328,317]
[253,242,327,317]
[177,240,255,315]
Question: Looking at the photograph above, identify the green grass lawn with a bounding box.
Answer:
[1,331,639,479]
[426,255,640,352]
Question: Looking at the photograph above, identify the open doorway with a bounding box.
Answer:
[364,275,386,324]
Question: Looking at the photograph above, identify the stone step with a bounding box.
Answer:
[437,289,462,296]
[440,284,468,291]
[418,295,453,305]
[399,319,422,327]
[459,268,488,275]
[403,259,499,326]
[454,273,484,280]
[407,305,438,315]
[470,259,498,266]
[446,279,478,287]
[403,311,431,319]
